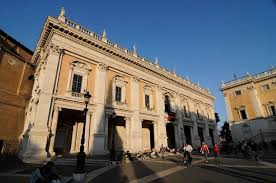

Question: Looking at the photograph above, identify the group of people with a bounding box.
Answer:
[181,142,221,165]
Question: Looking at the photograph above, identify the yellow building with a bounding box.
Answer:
[221,68,276,144]
[19,8,217,162]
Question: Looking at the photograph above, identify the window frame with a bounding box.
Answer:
[239,109,248,120]
[234,90,242,96]
[261,84,270,92]
[71,74,83,93]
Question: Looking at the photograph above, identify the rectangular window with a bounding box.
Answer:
[269,106,276,116]
[197,110,200,119]
[72,74,83,93]
[183,106,188,117]
[115,86,122,102]
[240,109,248,120]
[235,90,242,96]
[262,84,270,91]
[145,95,150,108]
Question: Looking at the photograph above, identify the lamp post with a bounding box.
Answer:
[75,91,91,174]
[180,127,184,147]
[110,112,116,161]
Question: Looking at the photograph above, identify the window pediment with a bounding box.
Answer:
[71,60,91,71]
[113,75,127,85]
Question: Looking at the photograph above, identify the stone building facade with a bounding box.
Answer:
[19,9,217,162]
[221,68,276,145]
[0,29,34,156]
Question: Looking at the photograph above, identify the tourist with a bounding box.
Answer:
[160,144,166,159]
[183,144,193,165]
[213,144,221,163]
[200,142,210,162]
[30,161,60,183]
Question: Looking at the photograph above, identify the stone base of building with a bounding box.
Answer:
[230,118,276,144]
[18,127,49,163]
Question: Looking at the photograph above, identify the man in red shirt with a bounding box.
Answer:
[214,144,221,163]
[200,142,209,162]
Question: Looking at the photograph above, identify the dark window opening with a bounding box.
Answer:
[115,86,122,102]
[183,106,188,117]
[72,74,83,93]
[235,90,242,96]
[269,106,276,116]
[145,95,150,108]
[164,95,170,113]
[240,109,248,120]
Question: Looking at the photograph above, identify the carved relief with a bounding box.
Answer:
[98,62,109,71]
[132,76,140,83]
[49,43,61,55]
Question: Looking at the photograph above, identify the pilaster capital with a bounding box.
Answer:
[98,62,109,71]
[54,106,62,112]
[49,43,62,56]
[247,85,255,90]
[132,76,140,83]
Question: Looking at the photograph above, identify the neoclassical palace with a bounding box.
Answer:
[19,8,217,162]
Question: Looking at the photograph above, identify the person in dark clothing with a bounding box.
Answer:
[30,161,60,183]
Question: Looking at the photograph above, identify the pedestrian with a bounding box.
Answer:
[160,144,165,159]
[213,144,221,163]
[183,144,193,165]
[200,142,209,162]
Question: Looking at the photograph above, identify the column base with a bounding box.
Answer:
[19,127,49,163]
[73,173,87,182]
[193,136,201,148]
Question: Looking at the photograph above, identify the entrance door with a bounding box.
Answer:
[166,123,175,149]
[184,126,192,146]
[198,127,204,145]
[108,116,126,151]
[209,129,215,146]
[142,121,154,151]
[54,109,83,155]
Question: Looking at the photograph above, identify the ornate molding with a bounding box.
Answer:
[132,76,140,83]
[98,62,109,71]
[114,75,127,84]
[49,43,61,55]
[71,60,91,71]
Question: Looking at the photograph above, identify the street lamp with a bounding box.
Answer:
[75,91,91,174]
[110,112,116,161]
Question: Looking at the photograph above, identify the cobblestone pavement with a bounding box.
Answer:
[1,153,276,183]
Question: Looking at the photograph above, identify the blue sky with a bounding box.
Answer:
[1,0,276,128]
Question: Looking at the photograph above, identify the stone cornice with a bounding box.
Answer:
[32,16,215,101]
[221,68,276,91]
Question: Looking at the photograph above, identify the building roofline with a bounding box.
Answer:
[32,14,215,100]
[221,67,276,91]
[0,29,33,55]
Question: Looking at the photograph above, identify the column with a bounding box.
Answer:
[130,76,142,152]
[248,85,264,117]
[92,63,108,154]
[48,107,62,156]
[19,44,62,163]
[156,86,167,148]
[175,94,183,148]
[223,93,234,122]
[104,114,110,151]
[70,123,78,153]
[153,121,159,150]
[84,111,92,154]
[174,124,179,148]
[124,117,130,151]
[189,99,201,148]
[203,106,212,146]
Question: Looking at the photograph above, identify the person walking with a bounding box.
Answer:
[200,142,210,162]
[160,144,166,159]
[213,144,221,163]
